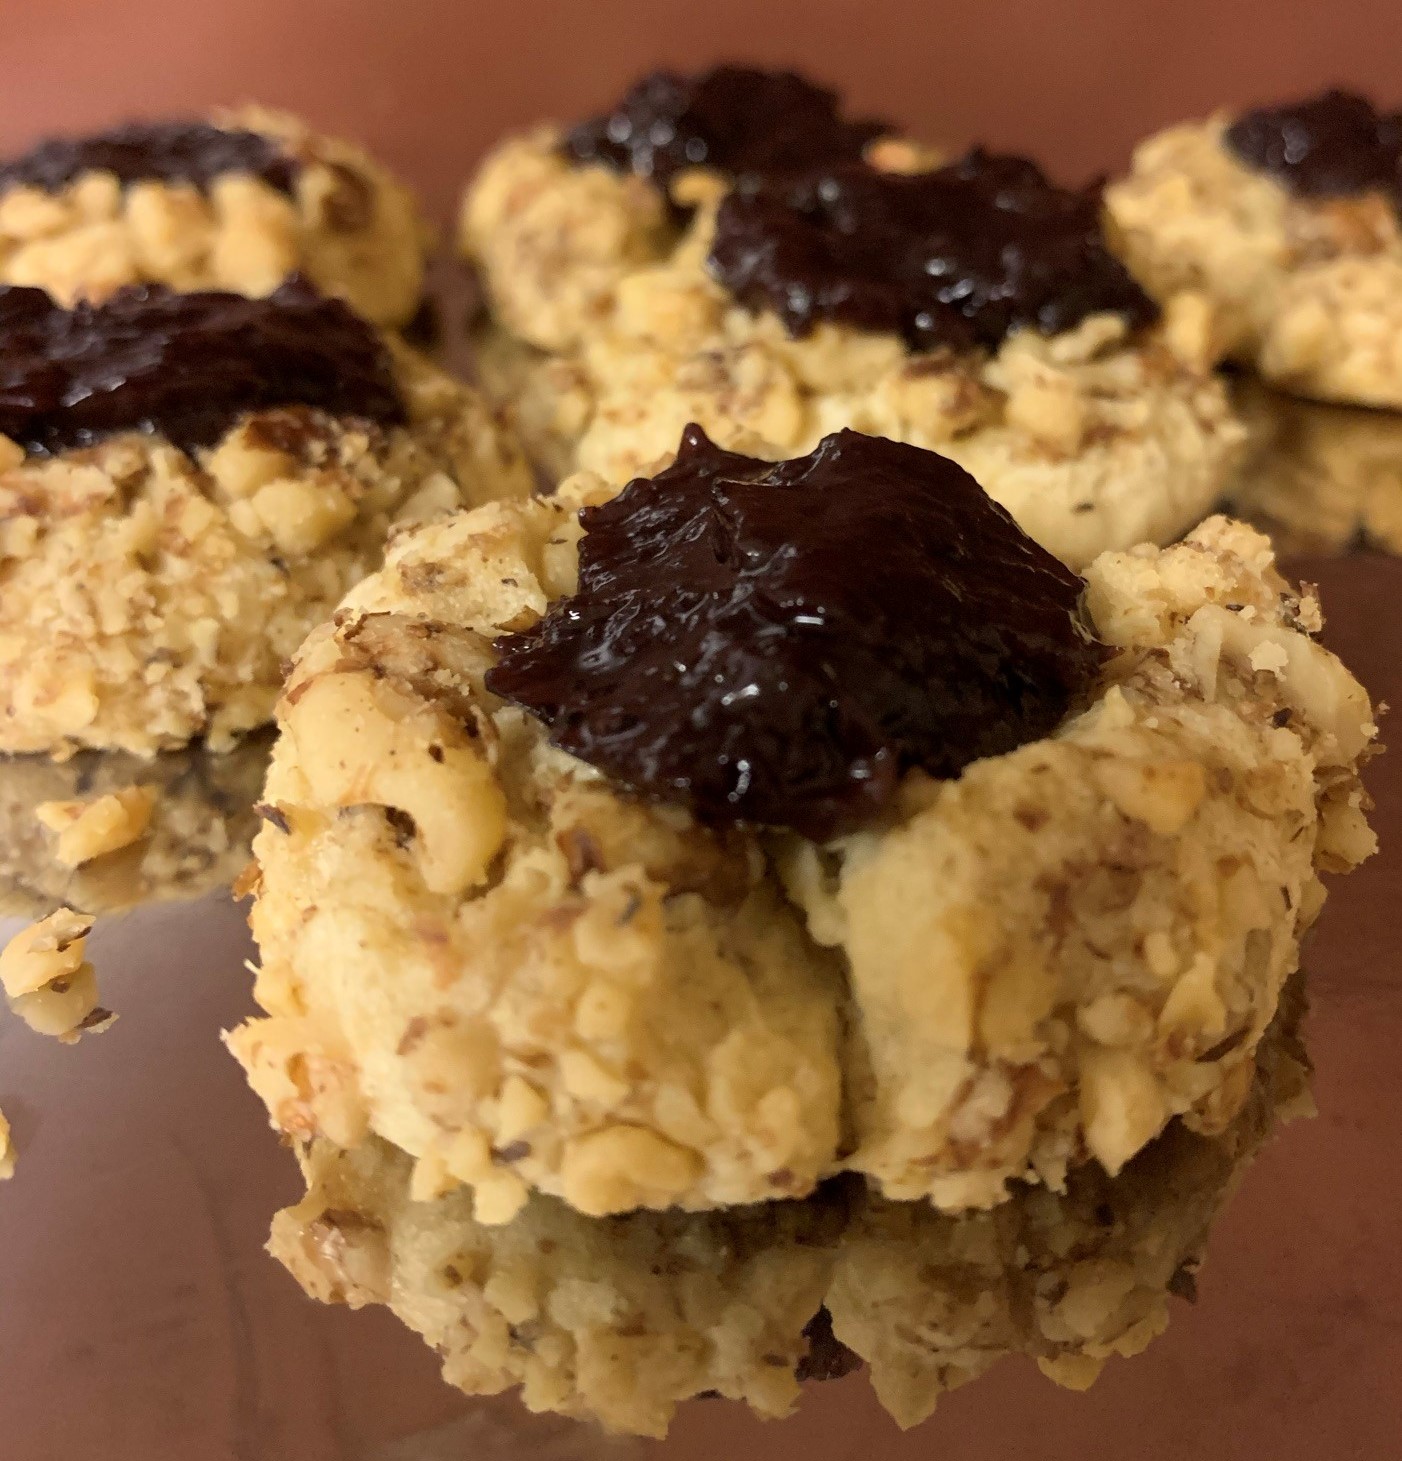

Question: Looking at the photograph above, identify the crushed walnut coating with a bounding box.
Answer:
[0,339,531,757]
[229,475,1375,1221]
[0,906,111,1041]
[1107,112,1402,408]
[461,132,1243,568]
[270,995,1307,1437]
[0,106,429,327]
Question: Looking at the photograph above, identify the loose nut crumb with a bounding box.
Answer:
[0,907,109,1042]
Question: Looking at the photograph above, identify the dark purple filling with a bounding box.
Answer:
[561,65,888,194]
[0,279,404,457]
[708,149,1159,353]
[1224,89,1402,206]
[0,119,299,197]
[487,427,1107,840]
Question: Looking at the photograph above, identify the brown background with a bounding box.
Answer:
[5,0,1402,220]
[0,4,1399,1459]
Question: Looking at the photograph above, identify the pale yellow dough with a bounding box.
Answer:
[461,131,1244,568]
[0,106,429,327]
[1107,113,1402,408]
[0,340,532,757]
[270,991,1309,1436]
[229,470,1376,1222]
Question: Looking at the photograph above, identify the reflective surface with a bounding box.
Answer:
[0,734,270,922]
[1230,382,1402,555]
[3,9,1402,1450]
[0,536,1397,1457]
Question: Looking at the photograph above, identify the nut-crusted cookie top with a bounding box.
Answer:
[0,277,404,455]
[709,150,1159,352]
[561,65,889,194]
[0,119,300,198]
[1224,88,1402,207]
[232,490,1376,1230]
[486,426,1107,839]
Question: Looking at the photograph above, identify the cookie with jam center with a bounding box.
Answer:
[458,63,936,355]
[0,106,428,327]
[1107,88,1402,407]
[462,100,1244,569]
[0,278,531,756]
[229,428,1375,1231]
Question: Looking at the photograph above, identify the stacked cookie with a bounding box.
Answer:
[0,113,531,1044]
[0,112,534,759]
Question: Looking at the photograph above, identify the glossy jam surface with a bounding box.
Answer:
[1225,89,1402,203]
[487,427,1106,839]
[708,149,1158,353]
[561,65,888,193]
[0,280,405,457]
[0,119,299,197]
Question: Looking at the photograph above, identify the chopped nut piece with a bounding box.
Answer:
[0,907,108,1042]
[36,786,156,868]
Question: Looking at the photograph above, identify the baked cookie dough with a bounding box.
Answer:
[0,108,428,327]
[0,279,531,757]
[1107,89,1402,408]
[1229,379,1402,555]
[467,117,1242,568]
[230,430,1376,1224]
[0,732,271,920]
[270,983,1309,1436]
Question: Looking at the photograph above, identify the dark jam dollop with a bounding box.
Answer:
[708,149,1159,353]
[1224,89,1402,205]
[0,279,405,457]
[0,119,299,197]
[487,427,1107,840]
[561,65,888,193]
